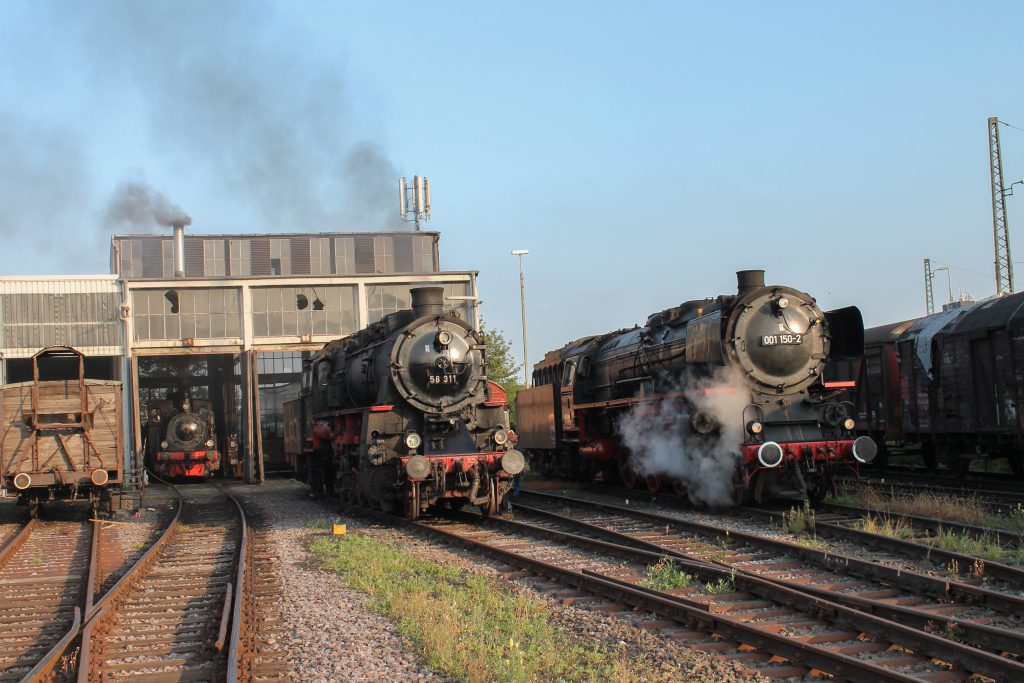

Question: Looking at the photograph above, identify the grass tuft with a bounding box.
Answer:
[641,558,693,591]
[783,500,815,535]
[310,532,652,683]
[703,568,736,595]
[857,514,913,539]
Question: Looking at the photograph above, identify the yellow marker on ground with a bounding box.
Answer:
[332,523,347,536]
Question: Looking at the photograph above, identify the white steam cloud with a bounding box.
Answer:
[616,366,751,507]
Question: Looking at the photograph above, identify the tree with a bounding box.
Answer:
[480,319,525,425]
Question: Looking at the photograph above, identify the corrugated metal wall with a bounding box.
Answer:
[0,278,124,357]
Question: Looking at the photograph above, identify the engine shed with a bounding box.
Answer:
[0,230,479,492]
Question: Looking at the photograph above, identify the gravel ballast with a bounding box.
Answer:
[233,480,765,683]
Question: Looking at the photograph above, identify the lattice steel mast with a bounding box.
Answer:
[989,117,1014,294]
[924,258,935,314]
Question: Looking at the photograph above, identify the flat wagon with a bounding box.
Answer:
[1,346,122,514]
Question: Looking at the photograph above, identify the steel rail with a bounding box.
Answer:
[522,489,1024,617]
[406,511,944,683]
[0,518,38,563]
[746,504,1024,587]
[224,487,248,683]
[10,517,92,683]
[74,493,184,683]
[516,501,1024,659]
[814,500,1024,546]
[76,487,241,683]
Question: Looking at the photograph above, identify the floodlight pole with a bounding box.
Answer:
[511,249,530,386]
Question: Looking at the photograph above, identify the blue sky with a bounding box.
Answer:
[1,1,1022,370]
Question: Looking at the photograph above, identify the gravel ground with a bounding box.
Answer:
[237,481,451,683]
[240,480,765,683]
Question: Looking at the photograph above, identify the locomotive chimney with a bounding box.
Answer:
[411,286,445,318]
[173,222,186,278]
[736,269,765,295]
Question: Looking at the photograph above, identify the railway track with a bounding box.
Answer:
[77,487,240,681]
[846,475,1024,510]
[0,517,91,682]
[336,495,1024,682]
[0,483,287,682]
[506,490,1024,675]
[229,489,293,683]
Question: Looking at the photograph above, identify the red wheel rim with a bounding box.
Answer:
[671,476,689,497]
[618,452,637,489]
[645,473,663,493]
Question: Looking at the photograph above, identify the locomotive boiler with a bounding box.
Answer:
[144,394,221,478]
[285,286,523,518]
[516,270,876,504]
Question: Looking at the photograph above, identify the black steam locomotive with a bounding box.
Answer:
[516,270,876,505]
[144,394,221,478]
[284,286,523,518]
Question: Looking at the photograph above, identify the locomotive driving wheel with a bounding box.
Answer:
[618,450,638,489]
[479,478,498,518]
[670,476,690,497]
[644,473,663,494]
[405,482,421,520]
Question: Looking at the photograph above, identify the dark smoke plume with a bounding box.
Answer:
[68,2,405,232]
[0,113,98,273]
[105,179,192,232]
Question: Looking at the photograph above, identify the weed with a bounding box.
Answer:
[305,518,333,531]
[641,558,693,591]
[857,514,913,539]
[309,532,650,682]
[704,568,736,595]
[129,541,147,551]
[29,555,43,565]
[783,500,815,535]
[930,528,1017,564]
[793,536,829,550]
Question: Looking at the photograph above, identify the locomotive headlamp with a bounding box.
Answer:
[493,428,509,445]
[405,432,423,450]
[160,441,169,449]
[852,436,877,463]
[436,330,453,346]
[205,439,215,448]
[501,449,526,475]
[746,420,764,435]
[405,455,431,480]
[777,297,790,309]
[842,418,856,431]
[757,441,784,468]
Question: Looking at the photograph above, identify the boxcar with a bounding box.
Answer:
[1,346,123,514]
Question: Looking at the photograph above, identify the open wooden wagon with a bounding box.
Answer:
[1,346,122,515]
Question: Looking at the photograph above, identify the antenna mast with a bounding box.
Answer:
[399,175,431,231]
[989,117,1014,294]
[924,258,935,314]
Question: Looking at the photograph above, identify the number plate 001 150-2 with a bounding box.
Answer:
[760,334,803,346]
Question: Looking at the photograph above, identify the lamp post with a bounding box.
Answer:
[935,266,953,304]
[511,249,530,385]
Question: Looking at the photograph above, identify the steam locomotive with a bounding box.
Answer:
[144,394,221,478]
[284,286,524,518]
[516,270,876,505]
